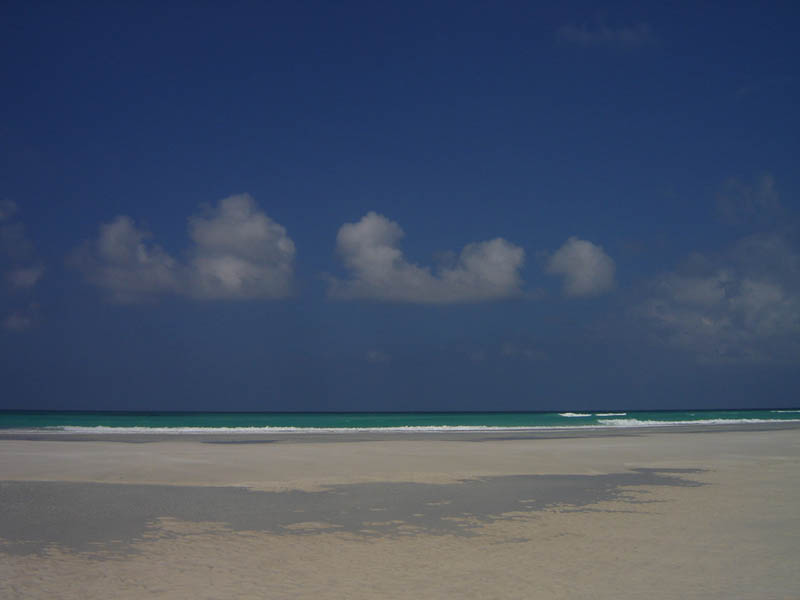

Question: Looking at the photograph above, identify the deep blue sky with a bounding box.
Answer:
[2,1,798,411]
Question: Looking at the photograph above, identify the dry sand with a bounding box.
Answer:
[1,427,799,599]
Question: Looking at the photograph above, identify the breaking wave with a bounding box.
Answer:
[597,418,800,427]
[47,425,571,434]
[21,417,796,434]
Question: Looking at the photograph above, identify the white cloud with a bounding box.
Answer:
[72,194,295,303]
[1,202,43,330]
[187,194,295,300]
[639,233,800,364]
[71,216,180,303]
[556,22,655,47]
[328,212,525,303]
[547,236,615,297]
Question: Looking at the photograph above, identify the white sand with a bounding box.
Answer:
[2,428,799,599]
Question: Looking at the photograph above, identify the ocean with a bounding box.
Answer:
[1,409,799,434]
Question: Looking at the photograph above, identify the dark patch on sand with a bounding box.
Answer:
[0,468,705,555]
[0,469,704,554]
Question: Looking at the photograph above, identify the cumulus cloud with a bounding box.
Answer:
[1,201,43,330]
[72,194,295,303]
[639,233,800,364]
[546,237,615,297]
[556,22,655,47]
[328,212,525,303]
[70,216,180,303]
[187,195,295,300]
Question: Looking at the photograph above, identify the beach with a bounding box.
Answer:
[2,425,799,599]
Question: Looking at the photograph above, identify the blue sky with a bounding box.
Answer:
[2,1,798,411]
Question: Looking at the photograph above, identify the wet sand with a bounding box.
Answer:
[2,426,799,599]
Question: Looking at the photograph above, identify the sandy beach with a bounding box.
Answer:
[2,426,799,599]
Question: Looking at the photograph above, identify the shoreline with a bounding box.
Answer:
[1,419,799,444]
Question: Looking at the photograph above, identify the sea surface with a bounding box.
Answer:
[1,409,799,434]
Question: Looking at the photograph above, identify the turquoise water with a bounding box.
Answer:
[1,409,799,433]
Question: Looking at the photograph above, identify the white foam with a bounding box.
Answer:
[595,412,626,416]
[47,425,571,434]
[558,412,591,417]
[771,410,800,413]
[3,417,797,435]
[598,418,800,428]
